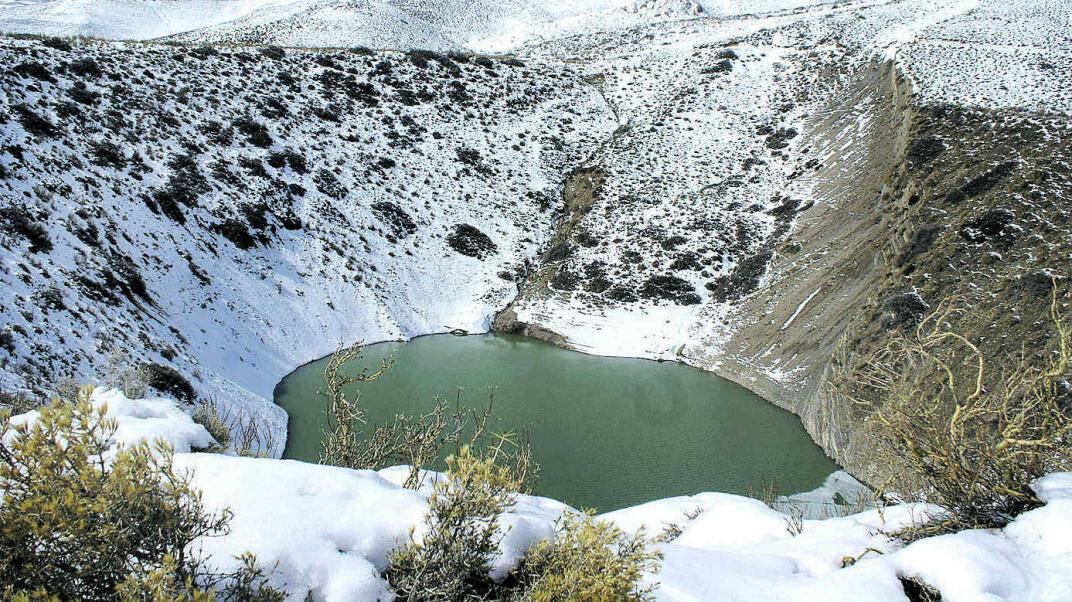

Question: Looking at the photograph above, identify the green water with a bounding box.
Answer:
[274,333,838,511]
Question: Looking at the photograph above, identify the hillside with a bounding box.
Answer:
[0,37,614,443]
[1,0,1070,484]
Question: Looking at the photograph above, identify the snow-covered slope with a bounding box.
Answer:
[0,0,316,40]
[1,0,859,52]
[0,37,613,448]
[1,0,1069,456]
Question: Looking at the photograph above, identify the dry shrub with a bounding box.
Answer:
[512,512,661,602]
[99,349,148,399]
[192,401,231,451]
[845,289,1071,535]
[320,342,534,490]
[193,398,275,457]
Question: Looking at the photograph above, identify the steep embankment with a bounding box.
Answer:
[702,56,1072,483]
[695,60,917,477]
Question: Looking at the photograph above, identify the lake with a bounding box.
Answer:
[274,333,837,511]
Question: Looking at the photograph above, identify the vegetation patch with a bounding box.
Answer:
[448,224,497,259]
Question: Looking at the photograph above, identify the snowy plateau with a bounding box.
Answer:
[0,0,1071,600]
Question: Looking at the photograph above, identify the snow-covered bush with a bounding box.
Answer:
[0,389,282,601]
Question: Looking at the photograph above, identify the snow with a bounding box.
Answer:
[2,387,213,454]
[1,0,1068,458]
[780,286,821,330]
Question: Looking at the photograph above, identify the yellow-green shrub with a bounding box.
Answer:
[0,393,229,600]
[388,446,522,601]
[512,513,661,602]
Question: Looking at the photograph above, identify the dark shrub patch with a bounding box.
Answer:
[944,161,1016,204]
[54,100,81,120]
[640,275,700,305]
[899,576,942,602]
[214,218,256,250]
[90,140,125,167]
[313,105,341,122]
[150,153,209,223]
[13,61,56,83]
[670,252,703,271]
[898,223,943,266]
[104,251,152,305]
[706,249,773,302]
[0,330,14,353]
[660,235,686,250]
[13,104,58,138]
[280,211,302,231]
[1021,270,1057,297]
[68,58,102,78]
[189,46,218,60]
[768,196,802,219]
[882,291,929,329]
[68,81,100,105]
[606,285,638,303]
[33,286,65,312]
[447,224,497,259]
[906,135,946,169]
[150,188,186,224]
[959,208,1019,244]
[765,127,798,150]
[200,120,234,146]
[549,268,580,291]
[716,48,738,60]
[239,202,271,233]
[233,116,273,148]
[268,149,308,174]
[543,241,573,262]
[41,37,73,52]
[140,362,197,403]
[238,156,269,179]
[703,59,733,74]
[314,169,349,199]
[371,202,417,239]
[0,205,52,253]
[259,46,286,60]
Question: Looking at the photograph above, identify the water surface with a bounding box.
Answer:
[274,334,837,511]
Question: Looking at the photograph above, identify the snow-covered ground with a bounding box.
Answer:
[8,389,1071,602]
[0,0,861,51]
